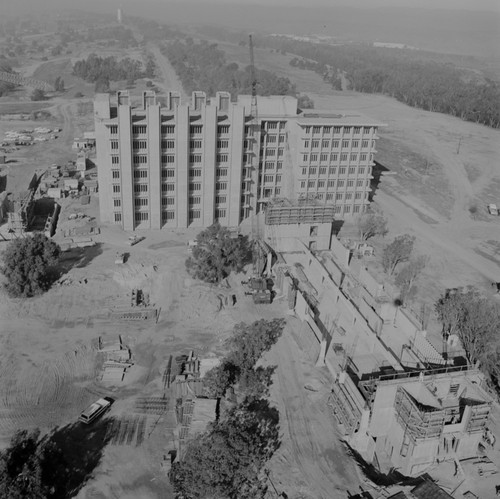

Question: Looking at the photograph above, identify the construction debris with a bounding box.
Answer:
[131,288,150,307]
[98,336,133,383]
[107,415,147,446]
[134,397,169,415]
[110,308,157,321]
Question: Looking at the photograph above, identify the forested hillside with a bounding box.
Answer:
[72,54,151,91]
[163,39,296,98]
[278,40,500,128]
[191,25,500,128]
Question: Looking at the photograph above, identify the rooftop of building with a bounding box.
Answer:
[95,91,384,125]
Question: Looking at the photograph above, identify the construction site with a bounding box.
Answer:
[0,7,499,499]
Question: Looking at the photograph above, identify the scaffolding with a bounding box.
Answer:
[394,386,447,441]
[6,190,35,235]
[265,199,336,225]
[329,375,365,435]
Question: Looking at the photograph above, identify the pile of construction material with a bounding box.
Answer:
[175,351,200,381]
[98,336,133,383]
[59,237,97,252]
[131,288,150,307]
[173,352,205,398]
[2,127,61,146]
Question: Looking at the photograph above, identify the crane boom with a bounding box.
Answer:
[249,34,258,120]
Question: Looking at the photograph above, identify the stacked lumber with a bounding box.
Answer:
[98,335,133,383]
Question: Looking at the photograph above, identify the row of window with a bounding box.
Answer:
[114,203,362,225]
[188,182,228,191]
[132,125,147,135]
[133,125,216,136]
[135,198,148,207]
[116,165,367,181]
[112,151,371,168]
[161,125,175,135]
[263,148,284,158]
[301,166,369,176]
[303,125,373,135]
[262,121,286,130]
[114,209,233,224]
[303,139,373,149]
[113,124,373,139]
[302,152,373,163]
[115,193,228,207]
[262,174,282,183]
[262,161,283,171]
[264,134,286,144]
[299,181,369,194]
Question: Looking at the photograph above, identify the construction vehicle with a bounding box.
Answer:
[488,203,498,216]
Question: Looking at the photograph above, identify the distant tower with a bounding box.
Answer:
[117,8,123,24]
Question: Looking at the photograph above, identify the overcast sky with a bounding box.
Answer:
[139,0,500,11]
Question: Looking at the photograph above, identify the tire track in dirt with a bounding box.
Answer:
[266,323,361,499]
[0,346,100,437]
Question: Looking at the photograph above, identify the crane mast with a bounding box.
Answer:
[248,34,265,277]
[249,34,258,122]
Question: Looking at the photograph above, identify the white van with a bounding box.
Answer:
[79,398,111,424]
[488,204,499,216]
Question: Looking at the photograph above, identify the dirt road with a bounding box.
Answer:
[312,92,500,290]
[147,43,187,101]
[265,321,362,499]
[214,284,362,499]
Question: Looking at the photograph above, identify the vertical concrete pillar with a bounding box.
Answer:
[203,104,217,227]
[94,94,112,224]
[118,103,134,231]
[228,105,244,227]
[148,104,161,229]
[176,106,189,227]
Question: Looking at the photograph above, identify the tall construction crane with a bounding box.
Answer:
[248,34,263,273]
[243,34,272,303]
[249,34,258,125]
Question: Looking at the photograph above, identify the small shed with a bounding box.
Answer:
[83,180,98,193]
[47,187,62,199]
[76,153,88,172]
[64,178,79,192]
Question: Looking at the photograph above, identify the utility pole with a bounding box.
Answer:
[456,136,462,155]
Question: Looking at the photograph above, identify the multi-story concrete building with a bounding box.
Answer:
[94,90,384,230]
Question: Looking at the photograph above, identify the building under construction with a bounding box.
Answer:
[264,198,337,252]
[268,226,494,477]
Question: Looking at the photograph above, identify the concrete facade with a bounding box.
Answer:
[275,234,493,477]
[94,90,384,230]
